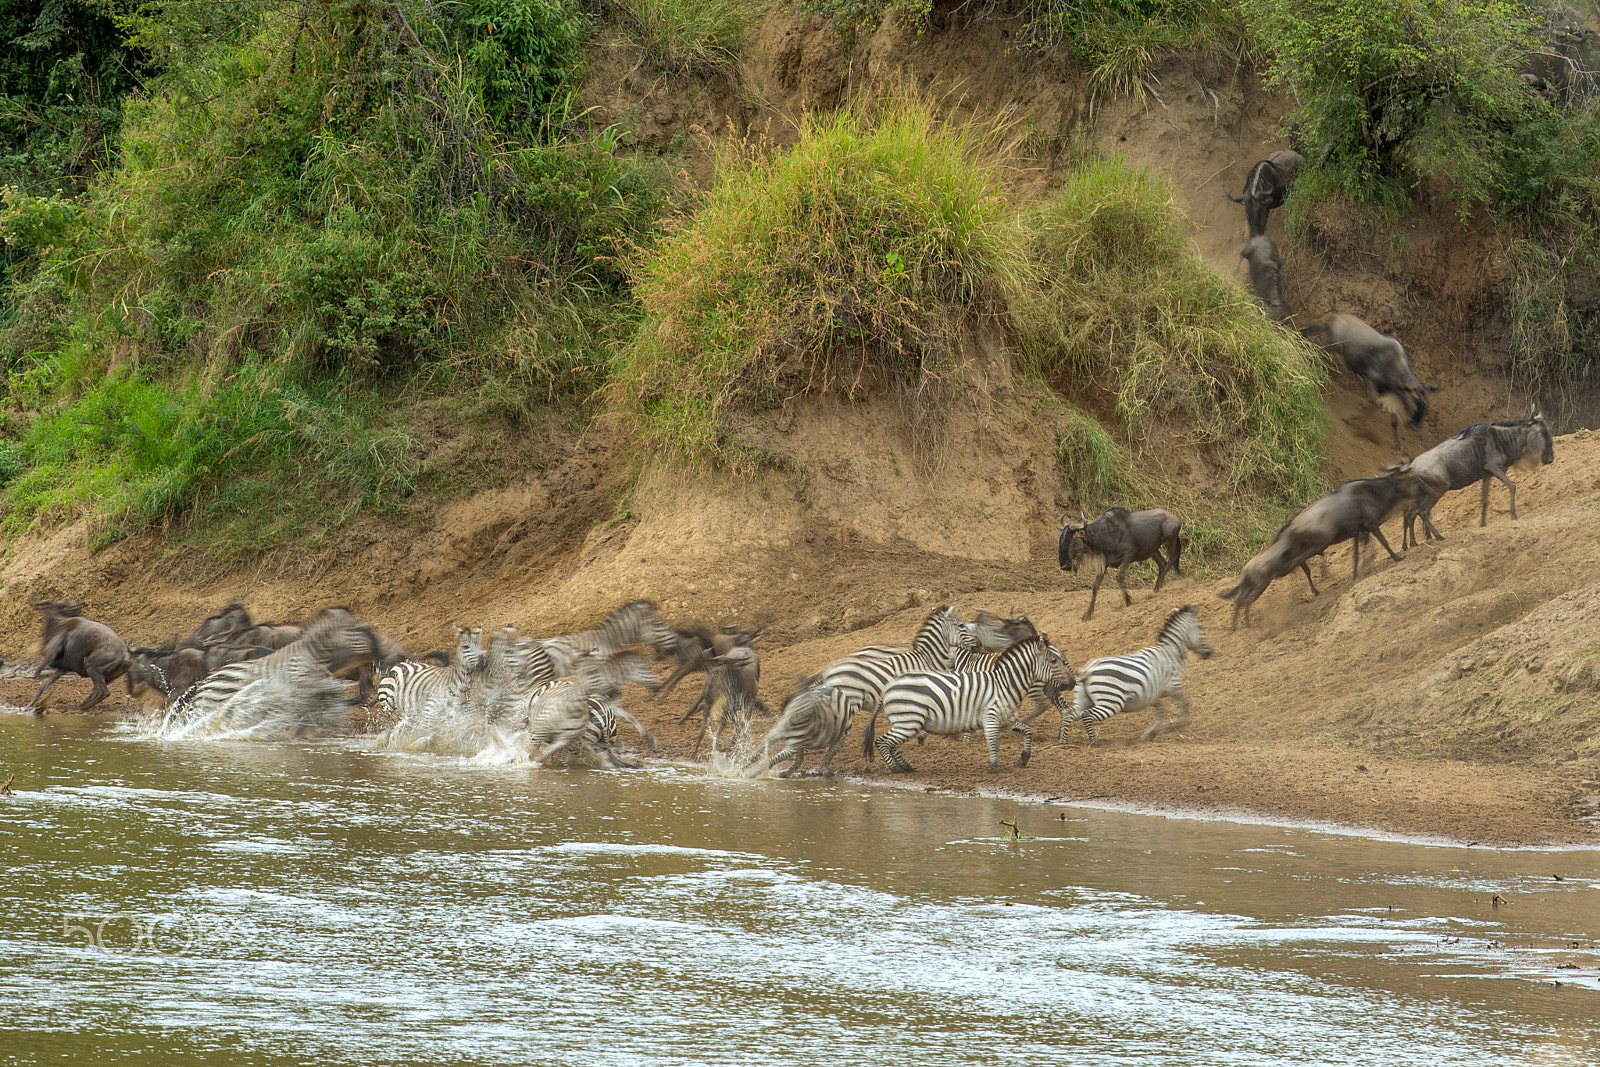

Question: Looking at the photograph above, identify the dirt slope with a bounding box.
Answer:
[3,11,1598,846]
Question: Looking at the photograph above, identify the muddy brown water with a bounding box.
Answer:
[2,713,1597,1065]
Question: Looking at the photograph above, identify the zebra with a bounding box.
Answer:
[374,626,485,736]
[519,648,660,768]
[577,698,657,768]
[539,600,677,678]
[741,685,863,779]
[868,634,1075,772]
[158,608,379,740]
[745,605,971,778]
[1059,605,1213,745]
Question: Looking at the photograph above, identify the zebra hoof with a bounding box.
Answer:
[1017,752,1030,767]
[889,763,914,774]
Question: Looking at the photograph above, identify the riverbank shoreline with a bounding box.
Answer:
[8,673,1598,850]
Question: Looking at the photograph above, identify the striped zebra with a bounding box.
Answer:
[1059,605,1212,744]
[747,605,970,778]
[158,608,379,740]
[539,600,676,678]
[869,634,1075,772]
[374,626,485,736]
[577,698,657,768]
[741,685,862,779]
[520,649,660,767]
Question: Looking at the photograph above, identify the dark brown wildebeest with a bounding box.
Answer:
[1228,150,1304,236]
[181,601,251,647]
[1300,312,1434,449]
[1058,507,1184,621]
[126,643,276,705]
[967,610,1038,652]
[1240,235,1290,320]
[1220,463,1420,630]
[25,601,129,712]
[1402,408,1556,549]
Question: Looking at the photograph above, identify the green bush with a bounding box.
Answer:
[1014,159,1327,506]
[612,96,1025,468]
[1020,1,1219,100]
[619,0,753,71]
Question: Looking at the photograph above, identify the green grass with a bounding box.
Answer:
[611,95,1028,469]
[619,0,755,72]
[1014,160,1328,512]
[616,104,1328,567]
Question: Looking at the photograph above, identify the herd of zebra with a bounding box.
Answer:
[20,592,1216,777]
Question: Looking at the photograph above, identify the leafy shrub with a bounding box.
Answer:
[611,96,1025,467]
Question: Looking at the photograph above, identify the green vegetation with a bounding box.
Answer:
[612,97,1025,467]
[1249,0,1600,403]
[0,0,670,553]
[618,0,754,72]
[1019,1,1221,101]
[616,100,1326,565]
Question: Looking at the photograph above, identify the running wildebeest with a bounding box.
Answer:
[1058,507,1184,621]
[1220,463,1420,630]
[1402,407,1556,549]
[1240,234,1290,320]
[1299,312,1434,449]
[24,601,128,712]
[1228,149,1303,236]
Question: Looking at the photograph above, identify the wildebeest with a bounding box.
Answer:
[1299,312,1434,449]
[182,601,251,647]
[1240,235,1290,320]
[126,643,275,706]
[1520,6,1599,105]
[688,644,768,756]
[1227,149,1303,236]
[658,621,764,709]
[1220,464,1420,630]
[24,601,129,712]
[1058,507,1184,621]
[1402,408,1556,549]
[967,610,1038,652]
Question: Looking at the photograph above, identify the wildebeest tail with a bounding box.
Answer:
[1218,583,1242,600]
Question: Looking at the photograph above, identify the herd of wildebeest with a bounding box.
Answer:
[2,149,1564,777]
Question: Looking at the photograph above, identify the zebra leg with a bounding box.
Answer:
[1082,709,1107,744]
[1142,699,1167,742]
[531,734,581,768]
[816,738,845,776]
[875,727,917,773]
[984,714,1002,769]
[1015,721,1032,767]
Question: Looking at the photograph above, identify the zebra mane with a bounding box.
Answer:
[994,633,1043,666]
[1156,605,1198,645]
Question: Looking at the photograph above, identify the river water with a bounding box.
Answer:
[2,714,1597,1065]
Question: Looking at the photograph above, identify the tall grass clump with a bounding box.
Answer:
[1019,1,1222,103]
[0,1,672,548]
[619,0,753,72]
[612,96,1027,468]
[1013,159,1327,558]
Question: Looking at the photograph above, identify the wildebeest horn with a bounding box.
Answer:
[1080,509,1088,524]
[1058,512,1070,528]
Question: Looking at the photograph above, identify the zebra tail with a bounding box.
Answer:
[860,701,880,759]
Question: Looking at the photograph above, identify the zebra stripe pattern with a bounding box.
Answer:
[732,605,966,778]
[1059,605,1212,744]
[159,608,378,740]
[870,634,1074,772]
[375,626,484,733]
[539,600,676,678]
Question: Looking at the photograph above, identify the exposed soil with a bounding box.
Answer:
[4,10,1599,849]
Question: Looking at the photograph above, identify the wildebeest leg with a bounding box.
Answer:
[1298,561,1320,596]
[1152,551,1171,593]
[1391,413,1402,451]
[24,669,62,712]
[1367,524,1402,563]
[1486,467,1519,521]
[77,668,112,710]
[1420,506,1444,542]
[1083,572,1106,621]
[1116,562,1134,607]
[1169,534,1184,577]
